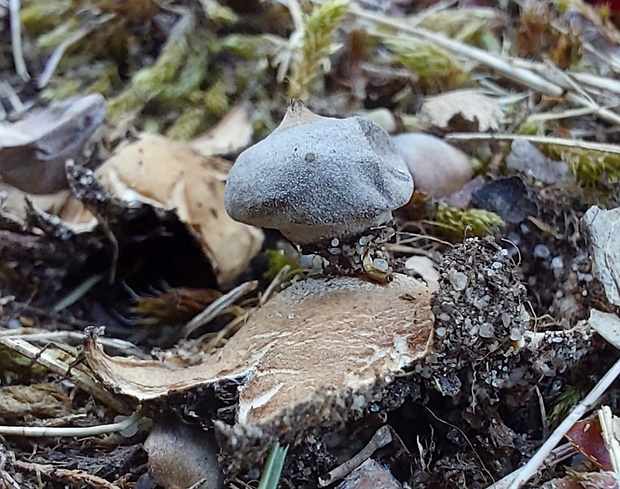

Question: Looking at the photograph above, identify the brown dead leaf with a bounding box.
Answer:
[84,274,433,445]
[0,94,106,194]
[61,133,263,285]
[418,89,503,133]
[190,102,254,158]
[566,414,613,471]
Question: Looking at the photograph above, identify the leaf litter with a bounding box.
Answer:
[1,0,620,488]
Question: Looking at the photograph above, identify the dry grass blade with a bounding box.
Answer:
[9,0,30,81]
[446,132,620,154]
[181,280,257,338]
[351,4,563,97]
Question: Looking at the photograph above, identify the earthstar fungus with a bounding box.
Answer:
[83,102,433,475]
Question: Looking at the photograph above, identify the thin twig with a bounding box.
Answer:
[487,443,575,489]
[201,310,250,354]
[318,425,393,487]
[565,92,620,126]
[0,448,21,489]
[572,72,620,95]
[0,80,26,115]
[0,328,147,358]
[13,458,122,489]
[260,264,291,306]
[506,356,620,488]
[527,106,605,122]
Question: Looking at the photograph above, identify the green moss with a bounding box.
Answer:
[287,0,350,101]
[384,37,469,90]
[544,145,620,184]
[166,104,208,141]
[433,203,504,241]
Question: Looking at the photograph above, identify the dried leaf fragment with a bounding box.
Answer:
[83,133,263,284]
[0,94,106,194]
[418,89,503,132]
[565,414,613,471]
[582,206,620,306]
[190,102,254,158]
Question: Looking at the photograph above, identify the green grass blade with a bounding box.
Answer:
[258,443,289,489]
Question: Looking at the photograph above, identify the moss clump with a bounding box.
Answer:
[287,0,350,101]
[433,203,504,241]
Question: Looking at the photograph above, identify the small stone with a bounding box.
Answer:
[510,328,522,341]
[474,295,490,309]
[372,258,389,272]
[533,244,550,259]
[479,322,494,338]
[551,256,564,269]
[448,271,468,291]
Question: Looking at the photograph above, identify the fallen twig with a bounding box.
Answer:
[505,355,620,488]
[318,425,393,486]
[13,457,123,489]
[0,328,148,358]
[445,132,620,155]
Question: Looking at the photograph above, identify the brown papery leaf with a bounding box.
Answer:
[418,89,503,133]
[62,133,264,285]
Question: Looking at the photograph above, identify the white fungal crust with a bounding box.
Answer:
[224,102,413,244]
